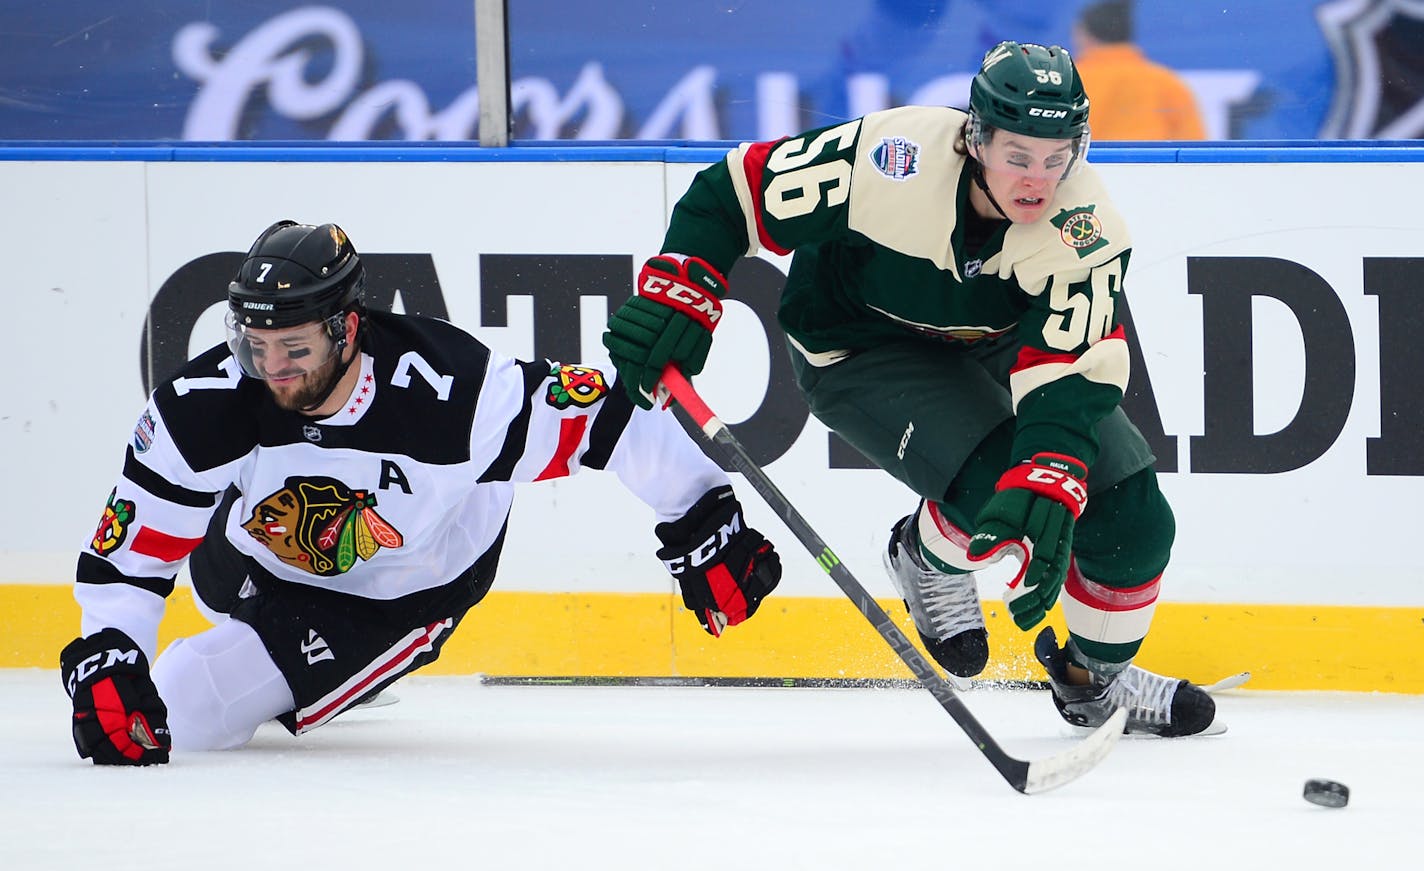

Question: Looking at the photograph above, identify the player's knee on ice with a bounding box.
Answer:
[152,619,294,751]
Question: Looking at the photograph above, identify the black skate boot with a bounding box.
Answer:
[882,514,988,678]
[1034,627,1218,737]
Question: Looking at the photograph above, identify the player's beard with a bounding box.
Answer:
[266,349,345,413]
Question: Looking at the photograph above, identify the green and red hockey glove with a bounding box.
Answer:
[60,628,171,766]
[655,486,781,636]
[603,254,727,409]
[966,453,1088,631]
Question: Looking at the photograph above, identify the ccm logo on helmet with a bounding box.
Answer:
[1028,107,1069,118]
[640,275,722,324]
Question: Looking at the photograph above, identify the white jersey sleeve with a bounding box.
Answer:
[469,350,728,522]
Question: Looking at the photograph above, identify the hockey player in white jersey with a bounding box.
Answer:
[60,220,782,765]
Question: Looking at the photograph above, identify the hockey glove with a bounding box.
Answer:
[966,453,1088,632]
[655,485,781,636]
[60,628,171,766]
[603,254,727,409]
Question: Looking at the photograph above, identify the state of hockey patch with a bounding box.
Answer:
[545,364,608,409]
[868,136,920,181]
[132,410,156,454]
[1052,206,1109,258]
[90,488,134,556]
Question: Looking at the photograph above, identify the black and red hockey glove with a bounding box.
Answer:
[656,486,781,636]
[60,628,171,766]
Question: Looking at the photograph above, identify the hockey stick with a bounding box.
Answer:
[659,365,1126,794]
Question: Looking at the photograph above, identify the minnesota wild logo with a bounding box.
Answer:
[545,363,609,409]
[1052,206,1109,259]
[242,476,403,576]
[90,488,135,556]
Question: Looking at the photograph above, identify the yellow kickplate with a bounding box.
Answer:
[8,585,1419,692]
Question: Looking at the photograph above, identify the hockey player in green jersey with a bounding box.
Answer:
[605,41,1218,736]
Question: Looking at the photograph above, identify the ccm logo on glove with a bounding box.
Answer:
[659,513,743,572]
[1006,458,1088,517]
[655,485,782,637]
[64,645,142,696]
[638,256,724,330]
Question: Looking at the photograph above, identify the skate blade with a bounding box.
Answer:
[1201,671,1251,694]
[1068,714,1228,738]
[354,690,400,709]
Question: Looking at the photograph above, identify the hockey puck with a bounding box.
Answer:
[1302,778,1349,808]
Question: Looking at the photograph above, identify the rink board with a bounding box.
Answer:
[5,143,1424,692]
[4,584,1418,692]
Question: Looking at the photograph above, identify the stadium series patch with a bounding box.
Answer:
[132,410,156,454]
[869,136,920,181]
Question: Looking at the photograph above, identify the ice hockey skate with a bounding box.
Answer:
[1034,626,1220,737]
[883,515,988,678]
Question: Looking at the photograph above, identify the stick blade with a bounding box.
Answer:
[1019,707,1127,794]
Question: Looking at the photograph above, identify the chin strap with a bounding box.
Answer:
[298,341,361,414]
[971,161,1011,220]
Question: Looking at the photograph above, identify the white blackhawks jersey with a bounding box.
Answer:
[78,311,728,659]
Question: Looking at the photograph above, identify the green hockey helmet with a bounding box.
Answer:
[971,41,1089,138]
[968,42,1091,178]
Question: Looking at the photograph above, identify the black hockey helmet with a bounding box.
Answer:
[226,221,366,382]
[228,220,365,330]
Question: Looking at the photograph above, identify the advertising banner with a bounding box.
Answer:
[5,1,1423,142]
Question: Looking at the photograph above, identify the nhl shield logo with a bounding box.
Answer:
[1317,0,1424,137]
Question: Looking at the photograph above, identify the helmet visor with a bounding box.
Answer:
[971,115,1091,181]
[225,311,343,380]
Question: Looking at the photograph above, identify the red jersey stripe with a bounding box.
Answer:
[295,618,452,732]
[741,139,793,256]
[130,526,203,563]
[533,415,589,481]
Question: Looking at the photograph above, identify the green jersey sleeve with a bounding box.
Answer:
[994,171,1134,467]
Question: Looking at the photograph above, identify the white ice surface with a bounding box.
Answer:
[3,670,1418,869]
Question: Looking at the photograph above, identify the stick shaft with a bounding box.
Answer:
[659,366,1036,788]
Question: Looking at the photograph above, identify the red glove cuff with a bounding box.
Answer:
[996,452,1089,518]
[637,254,726,332]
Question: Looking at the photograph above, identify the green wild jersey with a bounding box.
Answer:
[663,105,1134,467]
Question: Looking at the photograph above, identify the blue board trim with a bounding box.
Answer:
[5,140,1424,164]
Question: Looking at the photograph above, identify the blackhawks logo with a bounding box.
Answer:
[90,488,134,556]
[242,476,403,576]
[545,364,609,409]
